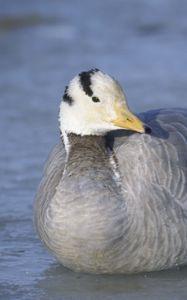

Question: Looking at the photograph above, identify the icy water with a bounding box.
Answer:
[1,0,187,299]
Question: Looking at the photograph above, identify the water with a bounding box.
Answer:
[0,0,187,299]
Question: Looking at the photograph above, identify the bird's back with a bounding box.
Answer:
[108,108,187,270]
[111,108,187,210]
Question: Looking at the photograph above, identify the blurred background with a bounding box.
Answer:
[1,1,187,299]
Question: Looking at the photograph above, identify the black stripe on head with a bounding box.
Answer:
[79,68,100,97]
[63,85,74,105]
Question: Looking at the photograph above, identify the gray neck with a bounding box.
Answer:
[63,134,120,193]
[57,133,126,211]
[65,133,108,172]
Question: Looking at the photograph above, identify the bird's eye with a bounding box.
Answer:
[92,96,100,103]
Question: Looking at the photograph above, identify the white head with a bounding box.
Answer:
[59,69,144,138]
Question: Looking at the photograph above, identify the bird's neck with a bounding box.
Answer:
[61,133,123,201]
[65,133,107,167]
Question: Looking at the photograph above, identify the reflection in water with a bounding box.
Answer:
[36,263,187,299]
[0,15,60,31]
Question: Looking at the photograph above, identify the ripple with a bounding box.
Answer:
[0,15,61,32]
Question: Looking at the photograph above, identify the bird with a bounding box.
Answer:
[34,68,187,274]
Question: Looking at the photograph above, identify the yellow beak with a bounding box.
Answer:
[111,104,145,133]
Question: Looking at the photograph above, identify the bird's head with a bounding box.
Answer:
[59,69,145,136]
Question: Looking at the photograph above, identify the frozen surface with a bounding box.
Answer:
[0,0,187,299]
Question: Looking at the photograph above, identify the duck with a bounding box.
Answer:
[34,68,187,274]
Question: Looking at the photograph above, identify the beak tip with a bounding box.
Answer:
[143,124,152,134]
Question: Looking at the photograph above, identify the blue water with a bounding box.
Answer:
[0,0,187,299]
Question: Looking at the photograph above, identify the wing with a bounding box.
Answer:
[34,141,66,232]
[109,108,187,212]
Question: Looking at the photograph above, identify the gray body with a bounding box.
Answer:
[34,108,187,274]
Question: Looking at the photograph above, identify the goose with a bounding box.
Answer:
[34,69,187,274]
